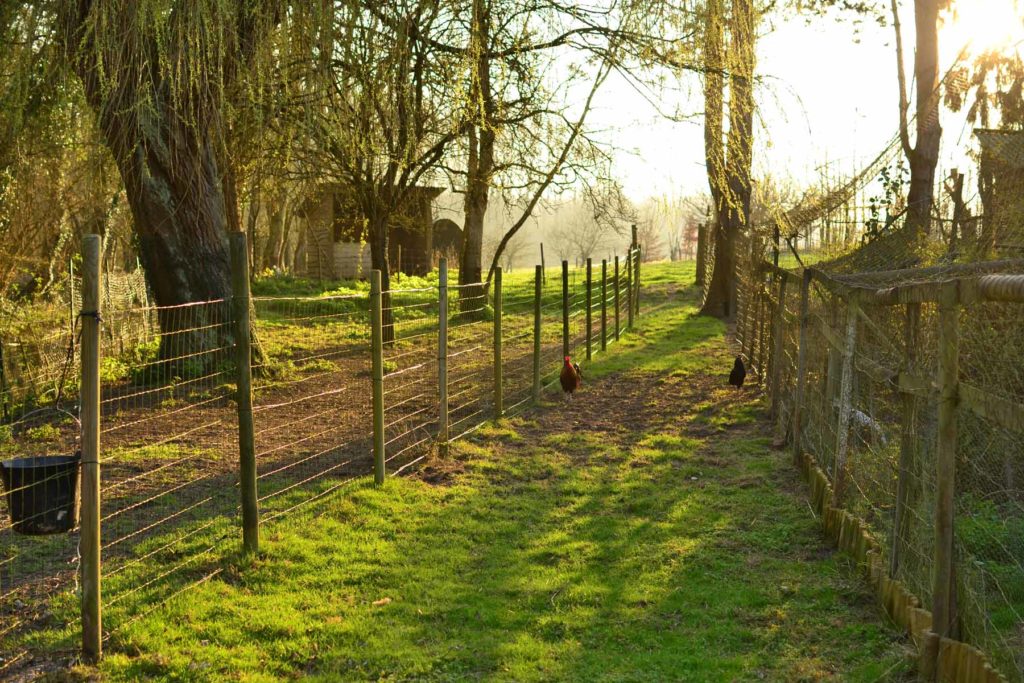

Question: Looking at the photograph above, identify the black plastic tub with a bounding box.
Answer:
[0,452,81,535]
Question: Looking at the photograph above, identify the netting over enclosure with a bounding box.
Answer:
[0,242,641,673]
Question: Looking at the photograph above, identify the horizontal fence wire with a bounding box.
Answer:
[0,253,642,671]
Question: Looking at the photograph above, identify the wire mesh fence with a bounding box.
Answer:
[0,242,642,673]
[738,240,1024,681]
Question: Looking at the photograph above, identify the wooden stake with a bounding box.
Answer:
[626,251,634,330]
[630,245,638,321]
[833,298,859,505]
[493,267,503,419]
[744,275,758,370]
[600,259,608,352]
[695,223,707,288]
[370,270,385,485]
[614,256,621,341]
[562,260,570,357]
[770,272,788,439]
[933,282,959,638]
[230,233,259,555]
[438,258,449,454]
[791,270,812,466]
[533,265,542,405]
[80,234,102,662]
[891,302,920,576]
[585,258,593,361]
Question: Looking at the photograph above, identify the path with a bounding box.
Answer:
[89,265,912,681]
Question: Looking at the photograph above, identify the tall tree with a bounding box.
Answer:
[700,0,757,319]
[301,0,465,342]
[59,1,279,352]
[892,0,946,237]
[459,0,495,310]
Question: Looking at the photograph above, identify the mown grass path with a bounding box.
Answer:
[94,265,912,682]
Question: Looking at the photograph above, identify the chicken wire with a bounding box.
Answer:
[738,257,1024,681]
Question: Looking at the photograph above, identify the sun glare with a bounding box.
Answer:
[940,0,1024,60]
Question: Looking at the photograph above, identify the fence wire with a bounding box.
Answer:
[1,250,641,673]
[737,227,1024,681]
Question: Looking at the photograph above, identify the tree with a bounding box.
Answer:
[296,1,466,342]
[58,1,281,357]
[459,0,496,309]
[700,0,758,319]
[891,0,946,237]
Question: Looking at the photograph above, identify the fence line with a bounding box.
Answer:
[738,248,1024,683]
[0,237,643,670]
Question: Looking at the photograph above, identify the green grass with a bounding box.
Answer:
[36,261,911,681]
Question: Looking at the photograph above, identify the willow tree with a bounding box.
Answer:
[700,0,757,319]
[58,1,280,352]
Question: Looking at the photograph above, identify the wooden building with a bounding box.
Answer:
[294,185,448,279]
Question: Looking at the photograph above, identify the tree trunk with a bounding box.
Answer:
[459,0,494,316]
[264,196,289,271]
[898,0,942,237]
[61,2,265,370]
[367,211,395,344]
[700,0,756,320]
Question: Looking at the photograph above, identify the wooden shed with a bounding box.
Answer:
[295,185,445,279]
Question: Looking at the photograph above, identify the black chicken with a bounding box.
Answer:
[728,356,746,388]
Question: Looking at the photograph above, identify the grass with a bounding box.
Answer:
[23,260,913,682]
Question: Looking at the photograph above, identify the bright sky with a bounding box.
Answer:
[591,0,1024,203]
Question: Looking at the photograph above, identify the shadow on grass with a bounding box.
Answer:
[98,270,911,682]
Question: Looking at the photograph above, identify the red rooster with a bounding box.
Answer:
[560,356,582,399]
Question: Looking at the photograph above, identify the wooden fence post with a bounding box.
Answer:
[757,268,769,381]
[533,265,542,404]
[230,232,259,555]
[601,259,608,352]
[630,246,638,319]
[744,274,759,371]
[438,258,449,454]
[493,267,503,419]
[562,260,570,357]
[695,223,707,288]
[770,272,788,443]
[585,258,593,361]
[791,270,812,466]
[370,270,385,485]
[833,297,859,505]
[80,234,102,663]
[614,256,621,341]
[932,282,960,639]
[891,302,920,576]
[825,295,842,409]
[626,251,634,331]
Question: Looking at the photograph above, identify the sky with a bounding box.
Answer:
[587,0,1024,203]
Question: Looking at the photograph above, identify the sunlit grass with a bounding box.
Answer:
[43,261,912,682]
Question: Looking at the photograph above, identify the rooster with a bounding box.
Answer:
[560,356,582,399]
[728,356,746,388]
